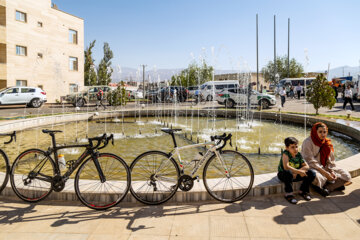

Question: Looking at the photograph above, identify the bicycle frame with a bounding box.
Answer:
[33,134,105,184]
[163,141,230,178]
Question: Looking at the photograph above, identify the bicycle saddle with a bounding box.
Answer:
[161,128,182,134]
[42,129,63,134]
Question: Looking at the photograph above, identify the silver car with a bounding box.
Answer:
[0,87,47,108]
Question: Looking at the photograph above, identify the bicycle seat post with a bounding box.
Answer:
[170,132,177,148]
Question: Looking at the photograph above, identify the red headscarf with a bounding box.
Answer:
[310,122,334,167]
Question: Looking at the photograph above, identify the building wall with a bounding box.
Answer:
[4,0,84,102]
[214,73,268,90]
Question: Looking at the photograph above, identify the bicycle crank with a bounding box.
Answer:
[52,175,65,192]
[178,175,194,192]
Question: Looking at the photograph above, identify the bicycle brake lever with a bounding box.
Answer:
[229,138,233,147]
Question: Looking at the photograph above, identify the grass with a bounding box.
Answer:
[265,110,360,122]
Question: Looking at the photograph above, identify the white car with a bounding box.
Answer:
[200,80,240,101]
[129,90,143,99]
[0,87,47,108]
[216,88,276,109]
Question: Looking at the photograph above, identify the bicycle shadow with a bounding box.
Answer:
[0,197,224,233]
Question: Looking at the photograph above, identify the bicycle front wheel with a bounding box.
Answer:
[10,149,55,202]
[75,153,131,210]
[130,151,180,205]
[203,150,254,203]
[0,149,10,194]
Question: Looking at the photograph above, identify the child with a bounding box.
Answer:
[278,137,316,204]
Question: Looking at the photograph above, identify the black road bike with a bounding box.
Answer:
[10,129,130,210]
[130,129,254,205]
[0,131,16,194]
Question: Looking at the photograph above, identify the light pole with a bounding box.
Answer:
[141,64,147,99]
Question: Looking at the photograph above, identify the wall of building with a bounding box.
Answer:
[214,73,268,90]
[4,0,84,102]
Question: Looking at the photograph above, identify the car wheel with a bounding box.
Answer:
[206,95,213,101]
[75,98,85,107]
[259,99,270,109]
[225,99,235,108]
[30,98,43,108]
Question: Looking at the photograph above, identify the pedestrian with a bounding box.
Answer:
[96,88,107,110]
[277,137,316,204]
[343,85,355,111]
[279,87,286,107]
[285,84,290,97]
[247,82,256,109]
[295,83,302,100]
[333,86,338,102]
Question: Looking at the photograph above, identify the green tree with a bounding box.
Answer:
[170,61,214,87]
[97,42,114,85]
[262,55,304,84]
[107,81,127,106]
[306,73,336,115]
[84,40,97,86]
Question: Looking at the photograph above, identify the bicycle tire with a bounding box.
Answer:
[203,150,254,203]
[0,149,10,194]
[130,151,180,205]
[10,149,55,202]
[75,153,131,210]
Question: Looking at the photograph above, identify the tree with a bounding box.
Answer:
[306,73,336,115]
[97,42,114,85]
[107,81,127,106]
[84,40,97,86]
[262,55,304,84]
[170,61,214,87]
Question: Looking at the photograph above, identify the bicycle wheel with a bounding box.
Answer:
[203,150,254,203]
[0,149,10,194]
[200,97,207,105]
[75,153,131,210]
[130,151,180,205]
[10,149,55,202]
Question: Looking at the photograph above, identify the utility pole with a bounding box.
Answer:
[141,64,147,99]
[256,14,259,91]
[287,18,290,77]
[274,15,277,82]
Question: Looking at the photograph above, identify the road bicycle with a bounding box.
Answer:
[130,128,254,205]
[10,129,130,210]
[0,131,16,194]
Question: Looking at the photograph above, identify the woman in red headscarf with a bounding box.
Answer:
[301,122,352,196]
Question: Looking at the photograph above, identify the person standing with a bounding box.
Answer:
[333,85,338,102]
[96,88,107,110]
[279,87,286,107]
[343,85,355,111]
[295,83,302,100]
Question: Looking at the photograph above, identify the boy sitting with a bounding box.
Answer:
[278,137,316,204]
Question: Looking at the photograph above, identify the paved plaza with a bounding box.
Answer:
[0,176,359,239]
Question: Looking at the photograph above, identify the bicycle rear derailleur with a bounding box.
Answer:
[178,175,199,192]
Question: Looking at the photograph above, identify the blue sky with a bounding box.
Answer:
[54,0,360,72]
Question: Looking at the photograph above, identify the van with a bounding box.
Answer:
[199,80,240,101]
[275,78,315,95]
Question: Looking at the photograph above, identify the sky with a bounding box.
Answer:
[54,0,360,72]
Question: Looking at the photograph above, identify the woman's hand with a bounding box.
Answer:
[323,171,336,181]
[297,169,307,177]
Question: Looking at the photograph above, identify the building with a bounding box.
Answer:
[214,72,267,90]
[0,0,84,102]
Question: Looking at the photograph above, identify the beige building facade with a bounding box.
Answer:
[0,0,84,102]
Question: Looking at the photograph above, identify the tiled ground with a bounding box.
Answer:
[0,176,359,239]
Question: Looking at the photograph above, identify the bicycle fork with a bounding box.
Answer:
[92,152,106,183]
[214,150,231,178]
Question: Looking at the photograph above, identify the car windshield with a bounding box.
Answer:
[0,87,10,93]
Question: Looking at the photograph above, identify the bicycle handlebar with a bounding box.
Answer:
[211,133,232,151]
[88,133,114,150]
[0,131,16,144]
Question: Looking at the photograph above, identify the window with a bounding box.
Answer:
[37,53,43,59]
[69,84,78,93]
[16,45,27,56]
[16,80,27,86]
[21,88,35,93]
[6,88,19,94]
[16,11,27,22]
[69,57,78,71]
[69,29,78,44]
[37,21,43,27]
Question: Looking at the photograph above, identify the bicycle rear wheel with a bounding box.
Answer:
[203,150,254,203]
[0,149,10,194]
[130,151,180,205]
[75,153,131,210]
[10,149,55,202]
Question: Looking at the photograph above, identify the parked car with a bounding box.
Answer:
[199,80,240,101]
[129,90,143,99]
[216,88,276,109]
[64,86,113,107]
[145,89,160,103]
[0,87,47,108]
[157,86,188,102]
